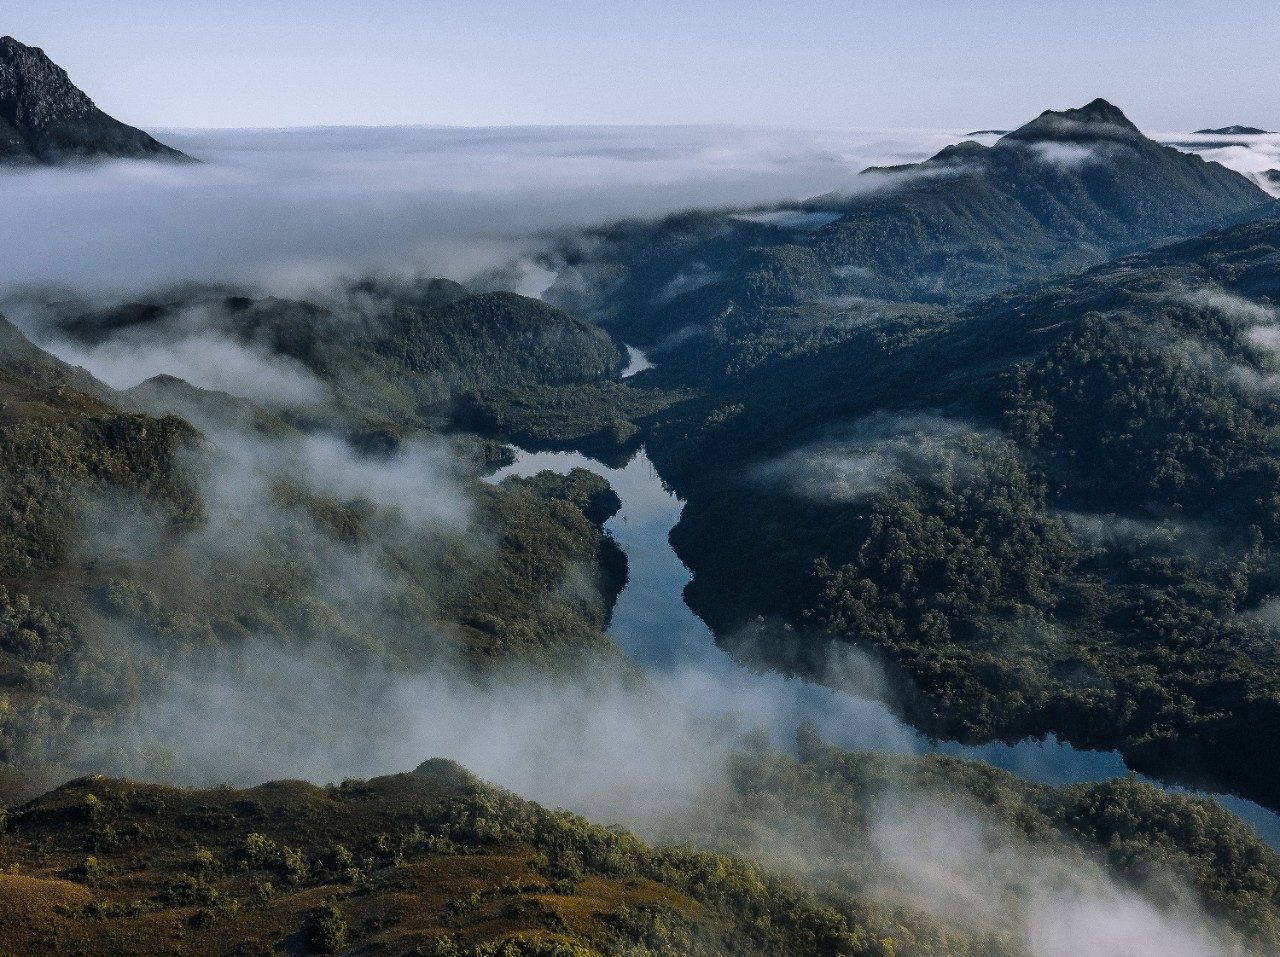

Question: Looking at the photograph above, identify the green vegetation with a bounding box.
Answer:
[548,100,1271,353]
[634,216,1280,809]
[696,731,1280,952]
[0,759,956,956]
[4,743,1278,955]
[0,352,630,788]
[457,383,688,462]
[59,279,625,432]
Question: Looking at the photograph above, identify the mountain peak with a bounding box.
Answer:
[0,35,189,165]
[0,35,96,132]
[1003,98,1143,144]
[927,140,990,164]
[1052,97,1135,126]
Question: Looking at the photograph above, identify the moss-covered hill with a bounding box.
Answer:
[0,759,955,957]
[4,742,1280,956]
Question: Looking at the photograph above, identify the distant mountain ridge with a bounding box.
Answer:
[1196,125,1274,135]
[548,99,1275,345]
[0,35,189,164]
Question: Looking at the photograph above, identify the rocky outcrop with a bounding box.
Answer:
[0,36,190,165]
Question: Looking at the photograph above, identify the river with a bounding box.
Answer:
[491,446,1280,848]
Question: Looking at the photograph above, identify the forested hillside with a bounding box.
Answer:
[632,216,1280,808]
[0,320,629,797]
[546,100,1273,349]
[37,277,625,432]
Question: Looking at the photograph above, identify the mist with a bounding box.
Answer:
[0,122,1271,308]
[41,389,1264,955]
[1028,140,1113,169]
[1158,130,1280,197]
[1168,285,1280,399]
[80,641,729,827]
[0,125,970,304]
[753,412,985,503]
[868,798,1245,957]
[44,322,328,408]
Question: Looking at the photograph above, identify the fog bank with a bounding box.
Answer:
[0,125,965,302]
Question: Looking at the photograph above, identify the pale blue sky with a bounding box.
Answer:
[7,0,1279,130]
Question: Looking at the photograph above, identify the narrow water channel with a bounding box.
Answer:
[492,446,1280,848]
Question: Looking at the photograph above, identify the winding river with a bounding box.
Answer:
[492,446,1280,848]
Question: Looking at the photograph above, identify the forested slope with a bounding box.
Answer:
[636,215,1280,808]
[546,100,1274,349]
[0,319,629,797]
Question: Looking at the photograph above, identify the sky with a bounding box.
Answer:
[6,0,1280,131]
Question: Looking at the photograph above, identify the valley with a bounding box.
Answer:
[4,25,1280,953]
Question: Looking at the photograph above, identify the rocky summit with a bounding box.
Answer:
[0,36,189,164]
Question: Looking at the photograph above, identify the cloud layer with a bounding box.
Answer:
[0,125,969,302]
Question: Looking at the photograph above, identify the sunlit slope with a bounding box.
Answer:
[4,743,1280,956]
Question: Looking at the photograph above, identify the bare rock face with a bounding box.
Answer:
[0,36,191,165]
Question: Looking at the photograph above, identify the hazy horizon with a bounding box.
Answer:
[5,122,1274,310]
[7,0,1279,131]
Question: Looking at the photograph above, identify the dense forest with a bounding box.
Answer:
[624,216,1280,809]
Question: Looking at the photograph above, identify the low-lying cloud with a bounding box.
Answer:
[0,125,964,304]
[653,263,722,304]
[1184,287,1278,326]
[1030,140,1108,169]
[82,642,726,826]
[1172,286,1280,398]
[49,326,327,408]
[870,799,1242,957]
[729,209,842,230]
[1158,130,1280,198]
[754,412,982,503]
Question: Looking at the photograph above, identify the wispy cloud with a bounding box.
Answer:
[1157,130,1280,197]
[754,412,984,503]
